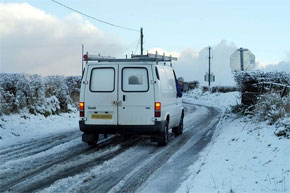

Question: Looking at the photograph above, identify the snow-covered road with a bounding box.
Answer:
[0,103,220,193]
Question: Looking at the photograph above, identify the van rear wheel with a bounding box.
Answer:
[82,133,99,146]
[173,114,184,136]
[158,121,169,146]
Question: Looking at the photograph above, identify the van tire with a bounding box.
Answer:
[82,133,99,146]
[158,121,169,146]
[173,114,184,136]
[176,114,184,135]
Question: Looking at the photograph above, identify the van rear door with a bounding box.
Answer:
[85,65,118,125]
[118,64,155,125]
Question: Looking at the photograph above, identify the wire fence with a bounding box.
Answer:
[253,82,290,98]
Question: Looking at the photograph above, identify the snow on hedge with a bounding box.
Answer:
[0,73,81,116]
[232,71,290,138]
[234,71,290,90]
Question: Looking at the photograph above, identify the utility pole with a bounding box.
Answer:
[140,27,144,55]
[237,47,248,71]
[208,46,212,87]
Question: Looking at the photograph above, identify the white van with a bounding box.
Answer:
[79,53,184,146]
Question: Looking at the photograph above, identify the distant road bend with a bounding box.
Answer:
[0,103,220,193]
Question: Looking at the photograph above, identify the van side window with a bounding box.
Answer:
[155,66,160,80]
[90,67,115,92]
[158,67,167,91]
[122,67,149,92]
[165,68,175,90]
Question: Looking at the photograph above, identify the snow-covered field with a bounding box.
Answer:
[179,90,290,193]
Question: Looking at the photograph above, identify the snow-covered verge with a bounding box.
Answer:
[178,90,290,193]
[0,111,79,148]
[182,89,240,111]
[0,73,81,148]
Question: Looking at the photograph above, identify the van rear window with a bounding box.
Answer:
[122,67,149,92]
[90,67,115,92]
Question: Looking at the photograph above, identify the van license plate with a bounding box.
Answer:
[91,114,112,120]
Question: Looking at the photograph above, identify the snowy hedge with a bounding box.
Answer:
[0,73,81,116]
[234,71,290,106]
[202,86,238,93]
[233,71,290,138]
[234,71,290,88]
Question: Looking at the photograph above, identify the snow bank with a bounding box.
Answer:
[183,89,240,111]
[178,115,290,193]
[0,111,79,148]
[178,90,290,193]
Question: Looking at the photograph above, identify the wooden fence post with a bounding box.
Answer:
[281,86,287,98]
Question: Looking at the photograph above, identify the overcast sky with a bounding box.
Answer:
[0,0,289,86]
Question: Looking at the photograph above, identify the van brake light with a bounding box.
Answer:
[155,102,161,117]
[83,54,88,61]
[79,102,85,117]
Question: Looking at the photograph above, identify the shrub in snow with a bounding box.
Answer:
[0,73,29,114]
[275,118,290,138]
[253,93,290,123]
[210,86,238,93]
[43,96,61,116]
[232,71,290,138]
[234,71,290,106]
[27,74,46,115]
[0,73,81,116]
[45,75,71,112]
[65,76,81,105]
[231,93,290,138]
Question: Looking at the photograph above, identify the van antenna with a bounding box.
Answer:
[81,44,84,75]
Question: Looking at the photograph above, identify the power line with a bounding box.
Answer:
[50,0,139,32]
[134,38,140,53]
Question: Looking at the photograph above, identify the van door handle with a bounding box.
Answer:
[123,95,126,101]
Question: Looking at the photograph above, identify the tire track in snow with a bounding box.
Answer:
[0,133,118,192]
[0,131,81,164]
[1,136,140,193]
[50,104,219,193]
[0,131,79,155]
[110,106,220,193]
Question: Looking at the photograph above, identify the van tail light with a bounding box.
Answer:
[83,54,88,61]
[155,102,161,117]
[79,102,85,117]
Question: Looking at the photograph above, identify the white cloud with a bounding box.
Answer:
[256,52,290,73]
[257,61,290,73]
[148,48,180,58]
[174,40,237,86]
[0,3,124,76]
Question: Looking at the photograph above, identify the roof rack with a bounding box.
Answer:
[131,52,177,62]
[83,53,116,61]
[83,52,177,64]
